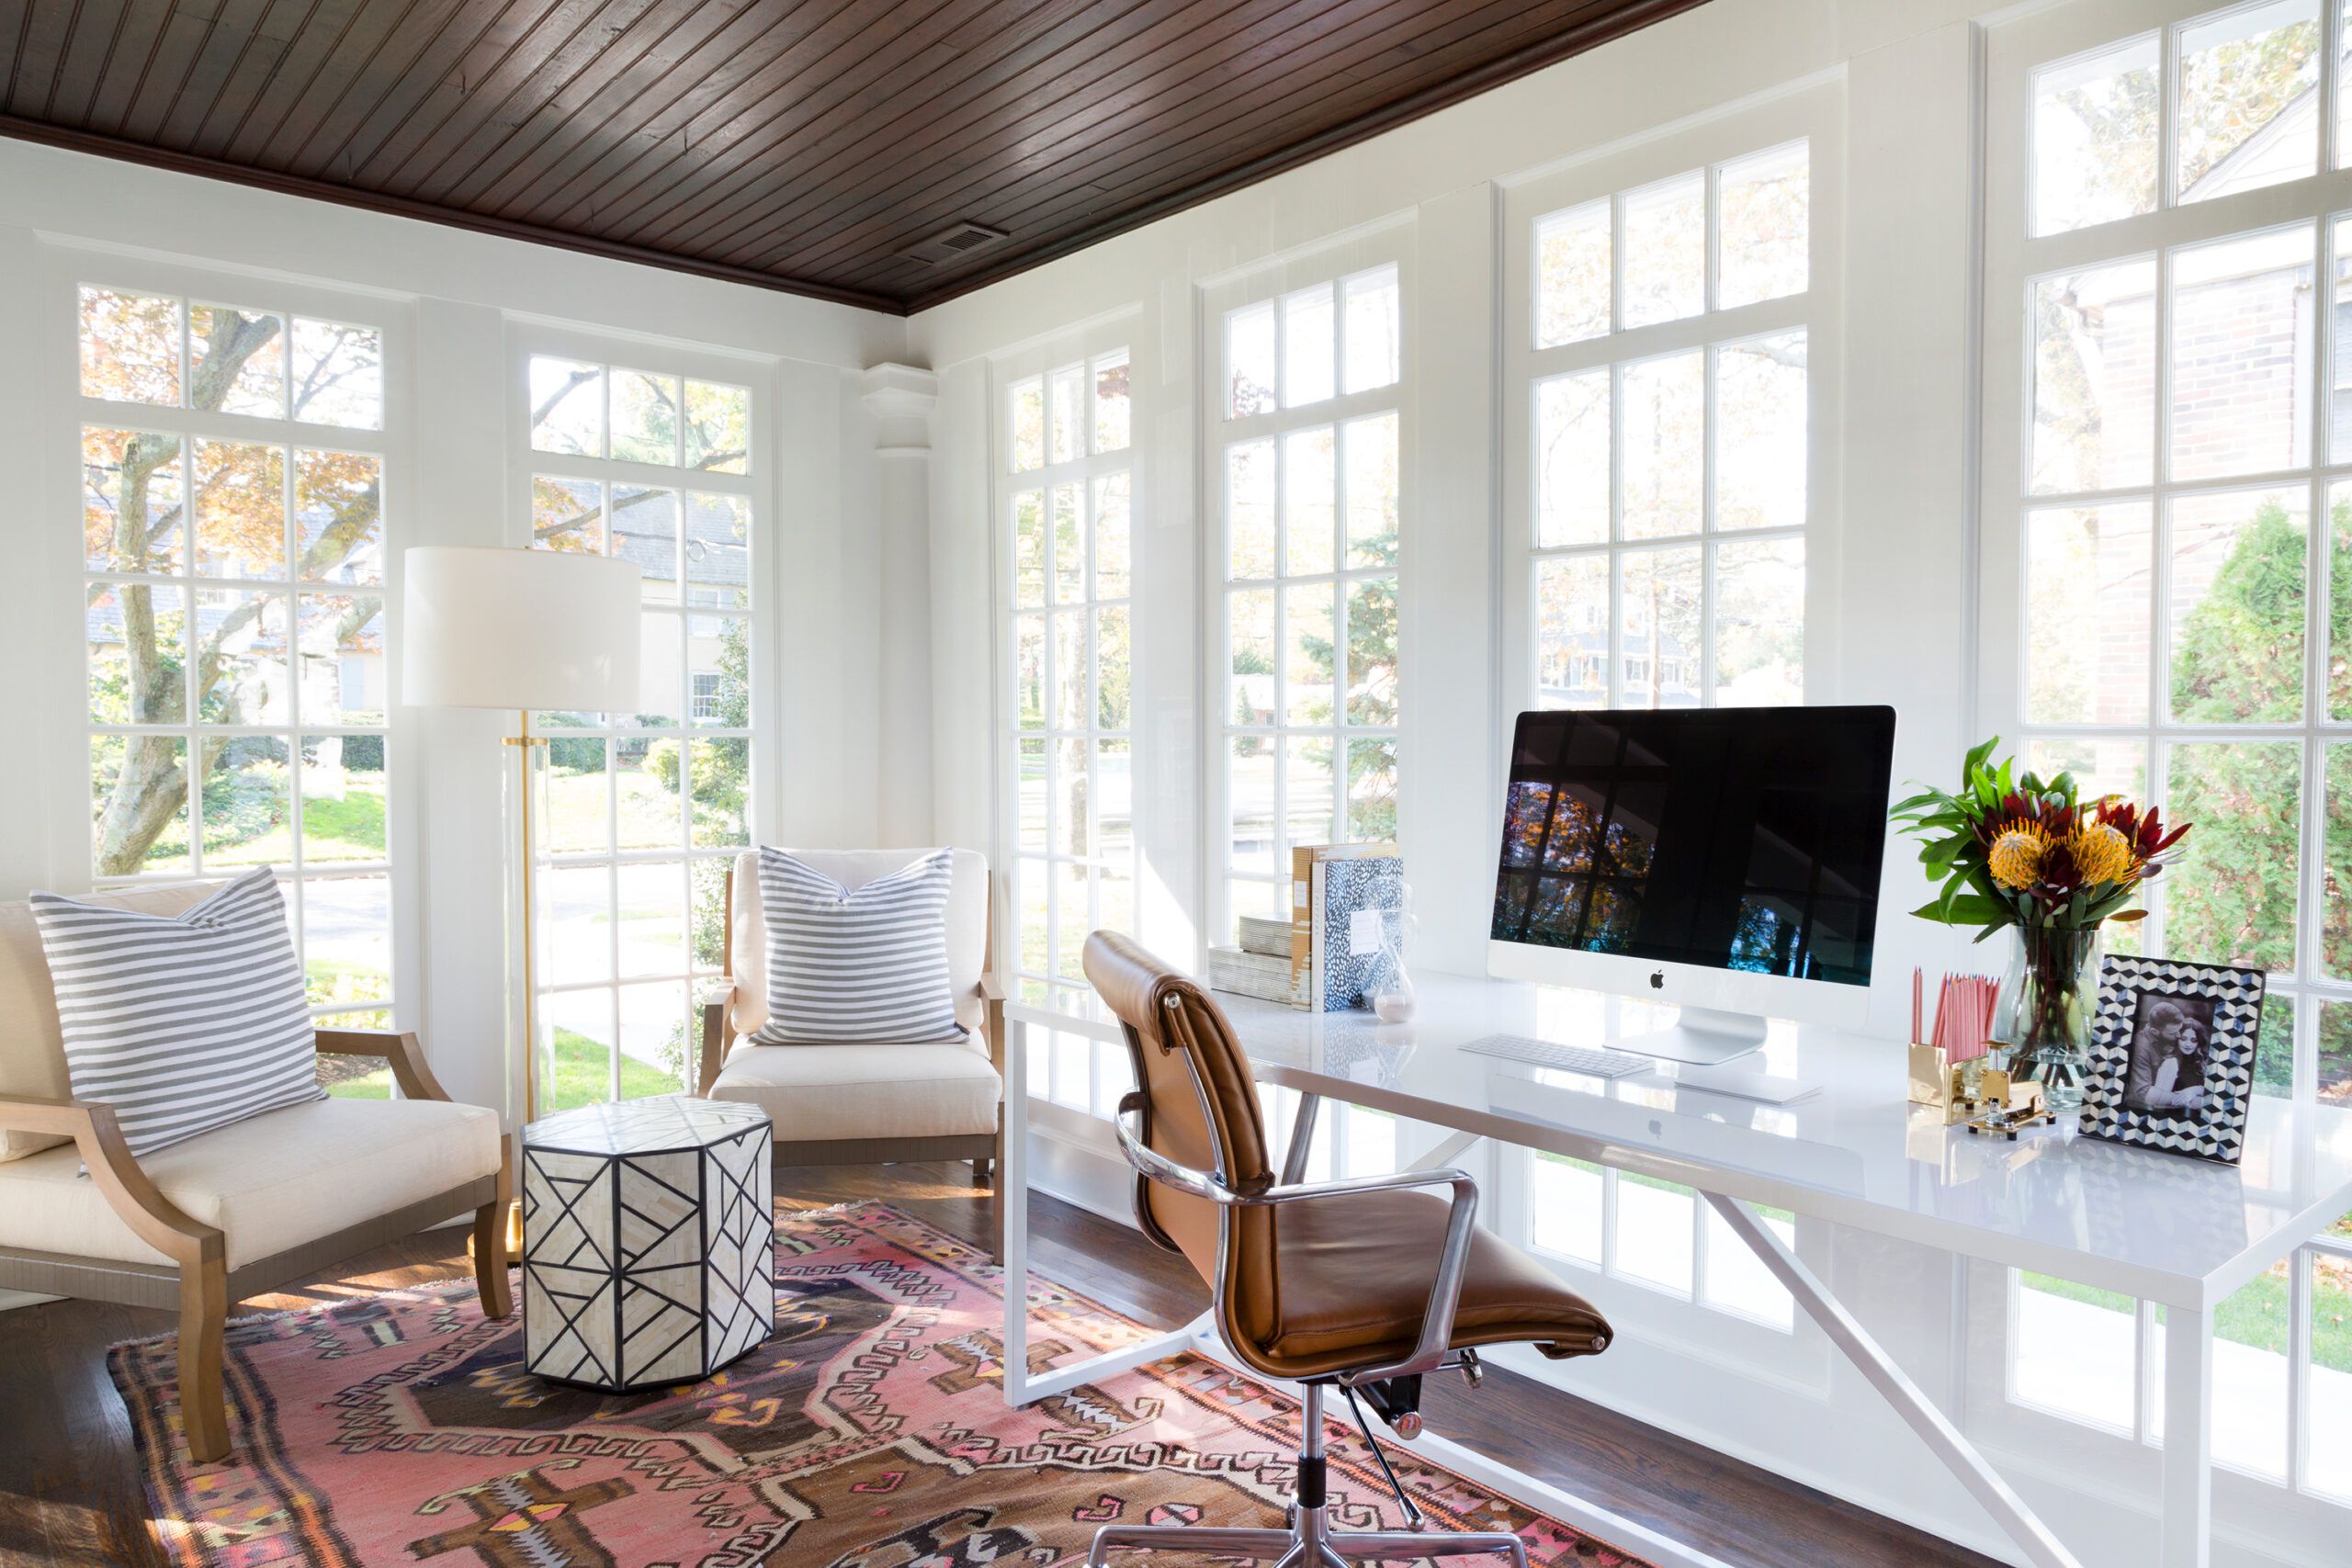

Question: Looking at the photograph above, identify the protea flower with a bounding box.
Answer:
[1986,819,2050,892]
[2064,820,2135,886]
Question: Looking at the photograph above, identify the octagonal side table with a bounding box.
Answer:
[520,1095,774,1392]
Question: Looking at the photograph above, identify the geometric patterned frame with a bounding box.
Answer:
[2077,953,2267,1166]
[521,1097,775,1391]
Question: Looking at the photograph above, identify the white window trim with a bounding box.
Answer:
[1978,0,2352,1534]
[1200,231,1412,954]
[42,240,420,1042]
[507,324,775,1106]
[990,320,1139,1117]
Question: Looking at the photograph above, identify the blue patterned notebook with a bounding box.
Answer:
[1315,854,1404,1012]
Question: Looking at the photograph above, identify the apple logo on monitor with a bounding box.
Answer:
[1649,970,1666,989]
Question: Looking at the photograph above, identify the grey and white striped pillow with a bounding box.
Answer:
[752,848,966,1044]
[30,868,322,1157]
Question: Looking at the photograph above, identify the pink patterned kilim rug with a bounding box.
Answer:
[108,1200,1652,1568]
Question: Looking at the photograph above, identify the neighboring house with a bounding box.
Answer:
[1538,595,1701,707]
[612,487,750,730]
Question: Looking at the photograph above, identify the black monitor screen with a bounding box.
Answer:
[1492,706,1896,987]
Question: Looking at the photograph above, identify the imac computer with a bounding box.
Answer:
[1488,705,1897,1066]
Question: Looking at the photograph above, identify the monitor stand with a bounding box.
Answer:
[1608,1005,1768,1066]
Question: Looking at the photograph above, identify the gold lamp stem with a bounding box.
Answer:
[501,709,548,1257]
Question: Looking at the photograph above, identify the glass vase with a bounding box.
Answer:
[1996,923,2102,1112]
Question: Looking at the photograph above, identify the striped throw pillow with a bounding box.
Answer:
[752,848,966,1045]
[30,868,323,1157]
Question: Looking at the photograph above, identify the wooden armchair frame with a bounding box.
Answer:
[696,866,1010,1256]
[0,1029,510,1463]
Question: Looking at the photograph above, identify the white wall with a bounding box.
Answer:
[901,3,2335,1566]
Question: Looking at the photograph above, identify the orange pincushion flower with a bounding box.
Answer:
[1986,819,2051,892]
[2065,820,2135,886]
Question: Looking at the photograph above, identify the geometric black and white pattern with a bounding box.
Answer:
[520,1096,775,1392]
[2076,953,2267,1166]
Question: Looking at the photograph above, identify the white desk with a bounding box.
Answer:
[999,972,2352,1568]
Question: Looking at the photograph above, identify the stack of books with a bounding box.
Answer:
[1206,914,1306,1006]
[1206,843,1402,1011]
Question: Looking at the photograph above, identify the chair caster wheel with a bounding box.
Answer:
[1393,1412,1423,1439]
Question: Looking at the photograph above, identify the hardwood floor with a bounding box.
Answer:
[0,1162,1996,1568]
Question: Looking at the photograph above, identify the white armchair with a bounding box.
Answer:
[697,849,1006,1252]
[0,884,509,1463]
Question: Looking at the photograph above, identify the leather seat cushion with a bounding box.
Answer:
[709,1043,1001,1142]
[0,1096,500,1269]
[1253,1186,1611,1380]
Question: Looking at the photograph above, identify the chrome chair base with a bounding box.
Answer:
[1084,1384,1529,1568]
[1084,1516,1530,1568]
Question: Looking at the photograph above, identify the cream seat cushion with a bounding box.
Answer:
[0,1096,499,1269]
[708,1043,1000,1142]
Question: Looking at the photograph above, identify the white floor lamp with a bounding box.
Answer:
[402,546,639,1245]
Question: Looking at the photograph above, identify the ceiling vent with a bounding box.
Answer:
[899,220,1008,265]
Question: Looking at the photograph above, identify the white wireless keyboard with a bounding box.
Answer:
[1460,1034,1656,1078]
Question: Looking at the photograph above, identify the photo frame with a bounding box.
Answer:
[2077,954,2267,1165]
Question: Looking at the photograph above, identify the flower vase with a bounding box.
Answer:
[1996,924,2102,1111]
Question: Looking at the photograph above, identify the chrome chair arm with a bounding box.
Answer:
[1114,1094,1478,1382]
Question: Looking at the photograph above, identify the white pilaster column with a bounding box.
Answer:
[861,364,941,846]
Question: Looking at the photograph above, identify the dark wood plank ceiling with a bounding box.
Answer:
[0,0,1710,314]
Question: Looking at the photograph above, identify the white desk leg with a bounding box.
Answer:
[1408,1129,1484,1172]
[999,1013,1201,1407]
[1001,1014,1033,1401]
[2160,1303,2214,1568]
[1704,1193,2083,1568]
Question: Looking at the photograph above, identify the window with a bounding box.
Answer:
[1498,98,1830,1338]
[1986,0,2352,1504]
[521,350,756,1110]
[76,282,395,1097]
[1001,343,1135,1115]
[1516,141,1812,714]
[1214,259,1403,944]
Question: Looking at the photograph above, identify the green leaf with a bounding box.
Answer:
[1964,735,2000,777]
[1914,892,2008,927]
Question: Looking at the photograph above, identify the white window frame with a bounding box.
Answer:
[510,327,771,1109]
[48,243,418,1066]
[1979,0,2352,1531]
[992,324,1138,1119]
[1498,86,1840,718]
[1201,231,1410,953]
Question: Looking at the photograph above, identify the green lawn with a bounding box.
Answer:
[2025,1268,2352,1373]
[205,780,389,865]
[545,1026,683,1106]
[546,767,682,852]
[322,1024,678,1104]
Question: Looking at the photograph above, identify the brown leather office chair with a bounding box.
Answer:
[1082,932,1612,1568]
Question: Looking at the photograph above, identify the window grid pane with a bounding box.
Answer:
[1529,145,1811,722]
[1002,346,1138,1110]
[1219,270,1402,948]
[524,353,755,1109]
[2009,6,2352,1482]
[1520,140,1812,1333]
